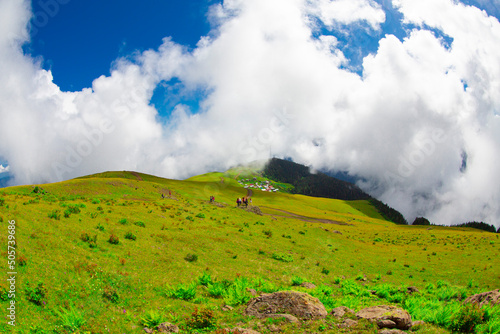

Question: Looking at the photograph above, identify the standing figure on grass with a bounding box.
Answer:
[237,198,241,207]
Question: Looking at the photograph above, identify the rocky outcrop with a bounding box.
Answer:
[245,291,327,319]
[356,305,412,330]
[464,289,500,306]
[330,306,355,318]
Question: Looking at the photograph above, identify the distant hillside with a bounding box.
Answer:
[263,158,408,225]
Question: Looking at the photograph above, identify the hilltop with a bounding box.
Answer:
[0,169,498,333]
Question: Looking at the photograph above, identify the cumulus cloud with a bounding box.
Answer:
[0,0,499,228]
[307,0,386,30]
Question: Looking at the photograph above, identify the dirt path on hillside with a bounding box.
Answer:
[259,206,348,225]
[129,171,143,181]
[247,188,253,197]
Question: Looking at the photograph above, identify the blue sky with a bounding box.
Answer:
[28,0,213,91]
[2,0,500,227]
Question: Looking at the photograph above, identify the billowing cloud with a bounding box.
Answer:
[0,0,499,228]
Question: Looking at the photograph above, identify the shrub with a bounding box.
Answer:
[0,198,5,206]
[166,283,197,301]
[223,277,252,306]
[198,272,213,287]
[134,221,146,228]
[207,282,226,298]
[321,268,330,275]
[141,310,165,328]
[0,286,9,301]
[18,255,27,267]
[271,252,293,263]
[108,234,119,245]
[187,307,217,330]
[186,216,194,221]
[291,276,304,286]
[55,306,86,332]
[263,230,273,238]
[451,303,485,333]
[118,218,128,225]
[195,213,206,218]
[25,282,47,305]
[125,232,136,241]
[333,276,343,284]
[185,253,198,262]
[48,210,61,220]
[95,223,105,231]
[91,199,100,204]
[102,287,119,303]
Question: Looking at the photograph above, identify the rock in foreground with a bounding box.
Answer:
[356,305,412,330]
[245,291,327,319]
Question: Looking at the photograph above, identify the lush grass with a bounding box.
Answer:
[0,170,498,333]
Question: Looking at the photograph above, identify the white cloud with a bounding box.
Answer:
[0,0,500,228]
[0,165,9,174]
[307,0,386,30]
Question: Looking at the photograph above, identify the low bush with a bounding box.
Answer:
[102,287,119,303]
[48,210,61,220]
[141,310,165,328]
[450,303,485,333]
[55,306,86,332]
[125,232,136,241]
[166,283,197,301]
[185,253,198,262]
[271,252,293,263]
[134,221,146,227]
[187,307,217,330]
[25,282,47,305]
[291,276,304,286]
[108,234,119,245]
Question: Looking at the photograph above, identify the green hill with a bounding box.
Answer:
[0,170,498,333]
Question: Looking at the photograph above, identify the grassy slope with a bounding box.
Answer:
[0,171,498,333]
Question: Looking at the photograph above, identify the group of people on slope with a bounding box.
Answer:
[236,197,251,207]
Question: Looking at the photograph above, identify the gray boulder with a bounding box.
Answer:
[464,289,500,306]
[356,305,412,330]
[245,291,327,319]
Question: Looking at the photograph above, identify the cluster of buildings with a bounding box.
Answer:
[238,178,279,192]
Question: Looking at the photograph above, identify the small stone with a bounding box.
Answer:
[222,305,234,312]
[407,286,419,294]
[300,282,317,289]
[338,319,358,328]
[157,322,179,333]
[330,306,355,318]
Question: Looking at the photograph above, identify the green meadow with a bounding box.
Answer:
[0,170,498,333]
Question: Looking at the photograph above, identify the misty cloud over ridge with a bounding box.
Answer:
[1,0,500,228]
